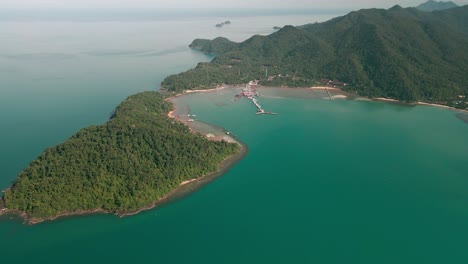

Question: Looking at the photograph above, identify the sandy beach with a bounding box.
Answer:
[308,86,344,91]
[165,87,241,144]
[373,97,468,113]
[416,101,460,110]
[184,86,225,94]
[373,97,400,103]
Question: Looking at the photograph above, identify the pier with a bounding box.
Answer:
[325,87,333,100]
[237,81,277,115]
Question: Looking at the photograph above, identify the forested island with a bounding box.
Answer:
[2,4,468,225]
[0,92,240,223]
[163,5,468,109]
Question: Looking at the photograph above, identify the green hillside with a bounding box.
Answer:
[2,92,240,219]
[162,5,468,107]
[189,37,240,54]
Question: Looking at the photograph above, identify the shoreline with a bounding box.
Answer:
[307,88,467,113]
[117,140,247,218]
[266,85,467,113]
[372,97,468,113]
[0,94,247,225]
[2,84,466,224]
[1,144,246,225]
[166,84,468,115]
[165,86,241,143]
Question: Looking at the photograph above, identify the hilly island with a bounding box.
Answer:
[1,5,468,224]
[164,5,468,108]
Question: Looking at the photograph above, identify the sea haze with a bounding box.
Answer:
[0,8,349,22]
[1,8,468,264]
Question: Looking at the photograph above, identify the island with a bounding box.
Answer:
[163,5,468,109]
[2,4,468,225]
[0,92,242,224]
[215,21,232,28]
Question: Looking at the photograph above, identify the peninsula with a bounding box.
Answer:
[0,92,241,224]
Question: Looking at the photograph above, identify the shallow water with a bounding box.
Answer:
[172,90,468,263]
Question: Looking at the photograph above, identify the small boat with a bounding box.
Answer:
[187,119,195,122]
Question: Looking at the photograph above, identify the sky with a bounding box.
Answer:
[1,0,467,9]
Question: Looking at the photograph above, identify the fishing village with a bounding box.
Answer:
[236,80,277,115]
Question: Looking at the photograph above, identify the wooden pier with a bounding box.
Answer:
[325,87,333,100]
[251,97,277,115]
[238,81,277,115]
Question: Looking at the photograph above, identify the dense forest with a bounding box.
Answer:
[162,5,468,107]
[189,37,240,54]
[2,92,240,219]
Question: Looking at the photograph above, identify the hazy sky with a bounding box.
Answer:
[2,0,468,9]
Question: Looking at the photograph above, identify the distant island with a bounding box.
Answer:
[163,5,468,109]
[273,26,281,30]
[216,20,231,28]
[416,0,458,11]
[0,92,241,224]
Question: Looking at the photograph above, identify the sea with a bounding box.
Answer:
[1,8,468,264]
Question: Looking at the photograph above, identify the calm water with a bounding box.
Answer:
[1,10,468,264]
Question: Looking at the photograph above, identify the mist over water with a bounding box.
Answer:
[1,9,468,264]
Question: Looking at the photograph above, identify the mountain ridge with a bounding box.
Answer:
[162,5,468,108]
[416,0,459,12]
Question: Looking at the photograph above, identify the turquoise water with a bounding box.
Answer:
[0,11,335,188]
[2,10,468,264]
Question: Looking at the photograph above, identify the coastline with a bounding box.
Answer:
[292,86,467,113]
[259,85,468,113]
[117,140,247,218]
[2,84,465,225]
[0,94,247,225]
[372,97,468,113]
[1,144,246,225]
[167,84,467,114]
[165,86,240,143]
[306,88,467,113]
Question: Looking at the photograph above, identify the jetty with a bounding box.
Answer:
[236,81,277,115]
[325,87,332,100]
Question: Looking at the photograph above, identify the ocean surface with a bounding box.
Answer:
[1,9,468,264]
